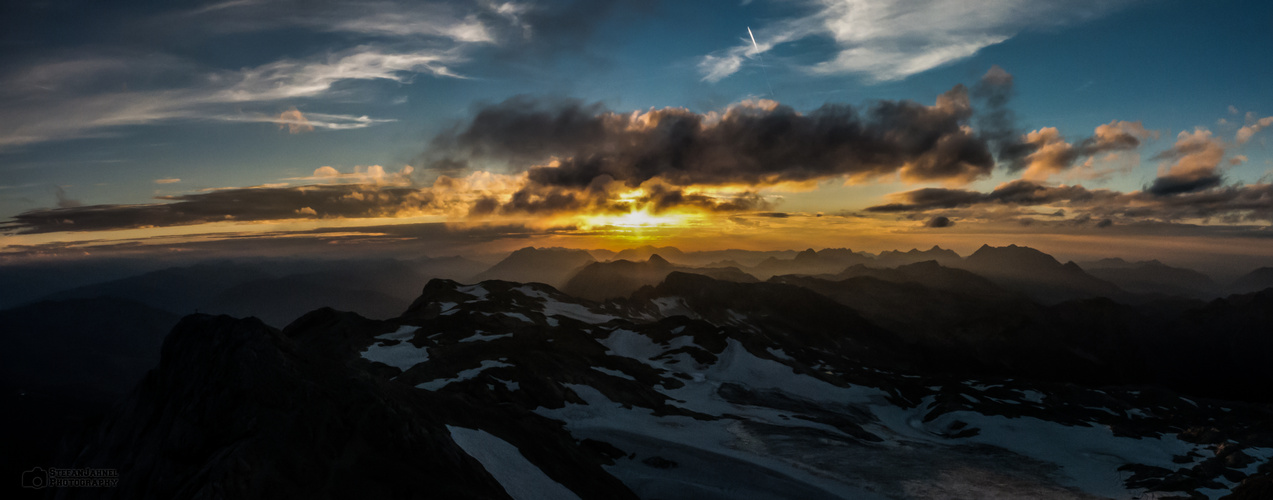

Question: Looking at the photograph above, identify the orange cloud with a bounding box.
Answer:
[1018,121,1154,182]
[277,108,315,134]
[301,165,415,185]
[154,178,181,184]
[1236,115,1273,144]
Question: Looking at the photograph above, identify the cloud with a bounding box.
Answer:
[1146,129,1226,196]
[276,108,315,134]
[2,161,780,234]
[155,178,182,184]
[434,89,996,190]
[173,0,504,44]
[969,65,1046,175]
[223,110,397,131]
[326,5,495,43]
[54,186,82,209]
[212,48,467,102]
[925,215,955,228]
[1016,120,1155,181]
[295,165,416,186]
[1236,115,1273,144]
[866,176,1273,226]
[698,0,1136,83]
[0,221,574,261]
[172,0,655,62]
[2,168,544,234]
[867,180,1113,213]
[0,47,460,148]
[3,184,437,234]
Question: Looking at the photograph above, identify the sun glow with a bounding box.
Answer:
[582,209,687,229]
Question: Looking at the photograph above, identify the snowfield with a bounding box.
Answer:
[359,325,427,371]
[404,281,1271,500]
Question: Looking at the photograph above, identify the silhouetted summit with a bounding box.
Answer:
[959,244,1122,302]
[472,246,596,288]
[562,256,756,301]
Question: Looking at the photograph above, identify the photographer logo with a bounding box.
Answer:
[22,467,118,489]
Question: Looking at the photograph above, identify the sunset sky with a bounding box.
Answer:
[2,0,1271,271]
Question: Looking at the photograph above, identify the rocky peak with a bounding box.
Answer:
[646,254,671,267]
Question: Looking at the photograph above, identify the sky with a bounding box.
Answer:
[1,0,1271,271]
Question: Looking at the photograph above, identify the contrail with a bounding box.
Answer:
[747,27,774,99]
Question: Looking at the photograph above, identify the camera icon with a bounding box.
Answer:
[22,467,48,489]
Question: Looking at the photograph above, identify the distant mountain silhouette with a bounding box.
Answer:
[205,275,411,328]
[42,261,272,314]
[1232,267,1273,294]
[471,246,596,288]
[749,248,874,279]
[612,245,689,264]
[957,244,1123,303]
[1079,258,1217,298]
[826,260,1008,297]
[703,259,747,269]
[409,255,490,281]
[873,245,963,268]
[37,258,469,326]
[0,258,162,310]
[562,255,757,301]
[772,261,1031,342]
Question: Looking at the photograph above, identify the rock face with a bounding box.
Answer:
[1,298,180,479]
[58,311,631,500]
[54,274,1273,500]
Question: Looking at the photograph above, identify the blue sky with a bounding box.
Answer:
[1,0,1271,264]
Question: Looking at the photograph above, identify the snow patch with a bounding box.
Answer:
[456,284,489,301]
[447,426,581,500]
[592,366,636,381]
[501,312,533,323]
[542,298,618,324]
[416,360,513,391]
[360,325,428,371]
[459,331,513,343]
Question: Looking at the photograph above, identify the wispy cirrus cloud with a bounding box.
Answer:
[0,47,461,148]
[229,108,397,133]
[172,0,503,43]
[700,0,1138,83]
[0,0,523,150]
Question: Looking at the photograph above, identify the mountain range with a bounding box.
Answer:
[7,243,1273,499]
[42,273,1273,499]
